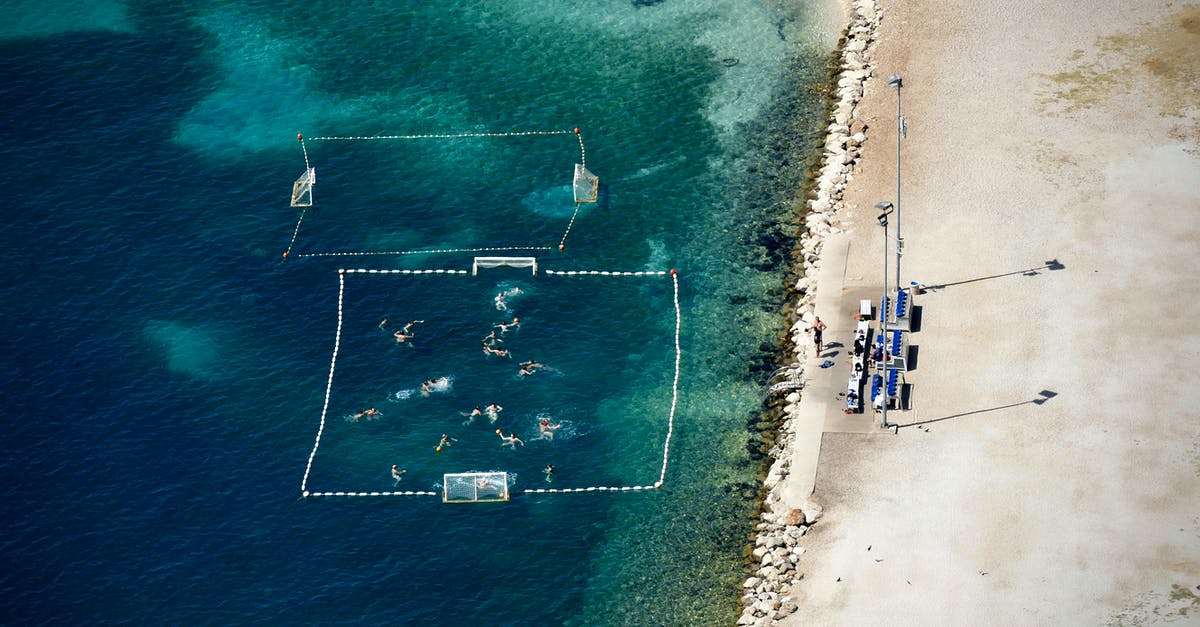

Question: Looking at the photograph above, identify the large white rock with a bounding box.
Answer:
[801,499,824,524]
[856,0,877,20]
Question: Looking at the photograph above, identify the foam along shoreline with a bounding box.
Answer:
[738,0,881,623]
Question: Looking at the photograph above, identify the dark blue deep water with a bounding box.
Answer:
[0,1,835,623]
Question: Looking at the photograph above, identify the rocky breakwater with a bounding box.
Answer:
[739,0,883,624]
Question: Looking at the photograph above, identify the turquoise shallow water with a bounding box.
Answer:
[0,1,834,623]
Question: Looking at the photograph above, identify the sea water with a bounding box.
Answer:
[0,1,836,623]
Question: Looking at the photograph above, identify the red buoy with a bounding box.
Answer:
[670,269,676,275]
[558,244,564,251]
[282,251,289,259]
[573,127,580,135]
[297,133,303,141]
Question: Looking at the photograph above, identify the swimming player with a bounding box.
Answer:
[394,330,414,344]
[495,317,520,334]
[482,342,510,358]
[436,433,457,452]
[519,360,542,377]
[378,316,389,329]
[536,417,561,440]
[485,403,503,423]
[352,407,380,421]
[496,429,524,448]
[391,465,407,486]
[402,319,424,335]
[421,377,449,396]
[543,464,554,483]
[462,406,483,424]
[494,292,507,311]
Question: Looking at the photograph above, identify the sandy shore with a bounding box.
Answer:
[749,0,1200,623]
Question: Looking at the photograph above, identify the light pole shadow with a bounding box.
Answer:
[920,259,1064,292]
[896,390,1057,429]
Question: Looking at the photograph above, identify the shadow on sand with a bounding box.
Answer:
[919,259,1064,292]
[897,390,1057,429]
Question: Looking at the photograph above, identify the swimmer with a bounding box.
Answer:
[518,360,542,377]
[394,330,414,344]
[391,464,407,486]
[477,477,492,489]
[485,403,503,423]
[378,316,389,329]
[352,407,380,421]
[536,417,561,441]
[482,343,510,358]
[435,433,457,452]
[543,464,554,483]
[496,429,524,448]
[494,292,507,311]
[495,317,520,334]
[402,319,424,335]
[461,405,483,424]
[421,376,450,396]
[482,330,498,345]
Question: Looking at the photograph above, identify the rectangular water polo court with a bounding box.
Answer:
[298,261,681,501]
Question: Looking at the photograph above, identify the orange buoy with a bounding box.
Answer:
[573,127,580,135]
[282,251,289,259]
[297,133,303,141]
[670,269,676,275]
[558,244,564,251]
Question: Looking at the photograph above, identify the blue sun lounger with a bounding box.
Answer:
[885,288,914,331]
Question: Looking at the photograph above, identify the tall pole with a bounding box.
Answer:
[881,217,889,430]
[887,74,903,293]
[875,201,894,430]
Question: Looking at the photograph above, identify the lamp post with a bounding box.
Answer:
[875,201,894,429]
[886,74,904,292]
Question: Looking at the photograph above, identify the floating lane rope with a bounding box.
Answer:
[298,133,310,171]
[661,268,680,488]
[283,207,308,260]
[557,207,581,252]
[297,246,554,259]
[307,491,440,497]
[301,269,347,497]
[574,127,587,170]
[543,270,668,276]
[341,268,470,275]
[306,130,577,141]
